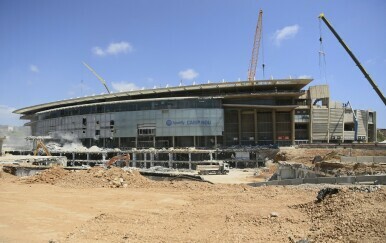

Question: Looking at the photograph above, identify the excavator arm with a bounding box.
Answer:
[106,154,130,167]
[34,140,51,156]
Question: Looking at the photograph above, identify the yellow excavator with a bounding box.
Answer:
[106,154,130,168]
[33,139,51,156]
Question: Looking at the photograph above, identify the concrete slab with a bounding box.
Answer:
[356,156,374,163]
[373,156,386,164]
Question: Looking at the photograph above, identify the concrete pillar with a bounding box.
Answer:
[102,153,106,161]
[150,153,154,167]
[86,153,90,161]
[72,153,75,163]
[272,110,277,144]
[254,109,258,144]
[238,109,242,145]
[118,137,121,148]
[188,153,192,170]
[291,109,295,145]
[209,153,213,161]
[168,153,172,168]
[135,137,138,148]
[153,136,156,148]
[172,136,175,147]
[214,136,217,147]
[132,153,137,167]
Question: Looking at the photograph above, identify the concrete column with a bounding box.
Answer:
[72,153,75,163]
[291,109,295,145]
[86,153,90,161]
[209,153,213,161]
[272,110,276,144]
[172,136,175,147]
[188,153,192,170]
[214,136,217,147]
[132,153,136,167]
[102,153,106,161]
[153,136,156,148]
[238,109,242,145]
[144,153,147,168]
[118,137,121,148]
[168,153,173,168]
[193,136,196,147]
[150,153,154,167]
[135,137,138,148]
[254,109,258,144]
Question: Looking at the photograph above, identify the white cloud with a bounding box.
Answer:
[298,75,312,79]
[273,24,299,46]
[111,81,139,92]
[0,105,23,126]
[29,64,39,73]
[92,41,133,56]
[178,69,199,80]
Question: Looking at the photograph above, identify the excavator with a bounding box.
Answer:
[106,153,130,168]
[33,139,51,156]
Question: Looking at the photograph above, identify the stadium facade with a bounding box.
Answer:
[14,79,377,148]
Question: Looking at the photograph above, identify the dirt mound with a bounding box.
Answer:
[0,168,17,182]
[293,187,386,242]
[26,166,70,184]
[26,167,153,188]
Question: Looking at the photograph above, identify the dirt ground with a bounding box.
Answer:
[1,167,385,243]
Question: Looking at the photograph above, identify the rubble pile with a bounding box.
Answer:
[293,187,386,242]
[26,166,70,184]
[25,167,153,188]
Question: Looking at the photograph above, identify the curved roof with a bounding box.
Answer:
[14,79,312,115]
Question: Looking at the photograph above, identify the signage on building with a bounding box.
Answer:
[166,119,212,126]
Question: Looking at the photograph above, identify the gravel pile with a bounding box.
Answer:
[292,187,386,242]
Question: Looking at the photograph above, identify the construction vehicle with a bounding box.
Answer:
[33,139,51,156]
[106,154,130,168]
[248,9,263,81]
[318,13,386,106]
[196,162,230,175]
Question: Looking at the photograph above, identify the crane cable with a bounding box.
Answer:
[319,18,328,84]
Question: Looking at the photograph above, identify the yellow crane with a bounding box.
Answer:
[82,61,111,94]
[248,9,263,82]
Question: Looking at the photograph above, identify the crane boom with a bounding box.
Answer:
[82,61,111,94]
[318,13,386,106]
[248,9,263,82]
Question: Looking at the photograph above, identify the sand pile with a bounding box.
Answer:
[26,166,70,184]
[26,167,153,189]
[293,187,386,242]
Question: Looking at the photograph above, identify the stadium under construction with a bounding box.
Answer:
[14,79,377,150]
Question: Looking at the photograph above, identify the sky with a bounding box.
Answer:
[0,0,385,128]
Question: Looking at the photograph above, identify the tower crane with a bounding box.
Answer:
[248,9,263,82]
[318,13,386,106]
[82,61,111,94]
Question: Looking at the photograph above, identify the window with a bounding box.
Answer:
[95,130,100,135]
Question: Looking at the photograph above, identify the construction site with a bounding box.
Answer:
[1,5,386,243]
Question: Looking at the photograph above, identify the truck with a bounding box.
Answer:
[196,162,230,175]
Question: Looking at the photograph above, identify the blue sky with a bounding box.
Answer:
[0,0,385,127]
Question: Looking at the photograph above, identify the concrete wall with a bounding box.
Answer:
[340,156,386,163]
[252,174,386,187]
